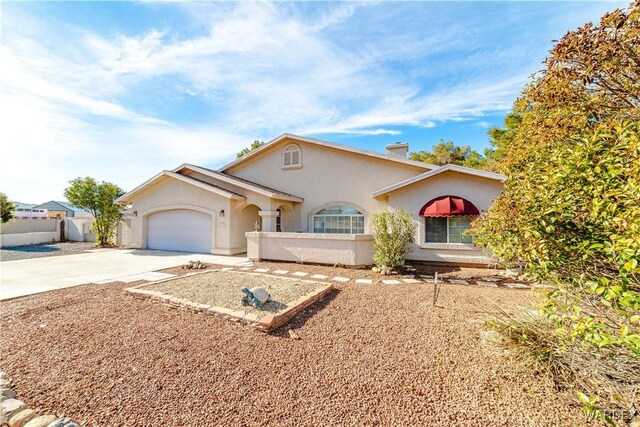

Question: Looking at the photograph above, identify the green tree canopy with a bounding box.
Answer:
[0,193,15,223]
[473,1,640,417]
[236,140,265,158]
[64,177,126,246]
[409,140,489,169]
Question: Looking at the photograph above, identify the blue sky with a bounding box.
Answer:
[1,1,626,202]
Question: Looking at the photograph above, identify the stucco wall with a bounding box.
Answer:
[226,137,429,233]
[386,171,503,264]
[127,176,231,253]
[0,219,61,247]
[246,232,374,266]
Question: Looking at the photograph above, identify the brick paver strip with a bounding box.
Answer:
[382,279,401,285]
[478,281,498,287]
[273,270,289,275]
[402,279,422,284]
[449,279,469,285]
[254,268,270,273]
[220,267,234,272]
[332,277,350,283]
[310,274,328,280]
[239,267,252,271]
[506,283,530,289]
[481,277,501,282]
[292,272,308,277]
[355,279,373,285]
[419,274,434,279]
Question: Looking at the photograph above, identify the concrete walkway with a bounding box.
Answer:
[0,249,249,300]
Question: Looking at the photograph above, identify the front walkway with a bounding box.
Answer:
[0,249,248,301]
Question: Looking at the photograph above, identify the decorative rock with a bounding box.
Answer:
[44,418,80,427]
[8,408,36,427]
[288,329,301,340]
[23,415,58,427]
[332,277,349,283]
[310,274,328,280]
[254,268,269,273]
[272,270,289,275]
[0,379,11,388]
[250,287,270,304]
[0,388,17,401]
[2,399,27,422]
[355,279,373,285]
[292,272,308,277]
[0,372,5,380]
[381,279,401,285]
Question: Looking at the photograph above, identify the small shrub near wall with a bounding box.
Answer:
[372,208,417,273]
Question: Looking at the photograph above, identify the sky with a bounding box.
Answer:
[1,0,627,203]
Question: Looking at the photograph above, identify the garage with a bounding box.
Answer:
[147,209,213,253]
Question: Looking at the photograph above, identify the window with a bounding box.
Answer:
[283,144,301,167]
[276,208,282,232]
[313,206,365,234]
[425,217,474,244]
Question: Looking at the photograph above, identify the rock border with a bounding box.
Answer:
[124,270,334,333]
[0,372,81,427]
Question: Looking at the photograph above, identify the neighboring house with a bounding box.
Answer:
[32,201,92,218]
[14,203,48,219]
[116,134,505,265]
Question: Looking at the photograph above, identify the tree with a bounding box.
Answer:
[473,1,640,419]
[484,112,522,170]
[0,193,15,223]
[409,139,488,169]
[372,208,417,273]
[64,177,126,246]
[236,140,265,158]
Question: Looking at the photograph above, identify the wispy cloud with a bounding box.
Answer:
[1,1,621,201]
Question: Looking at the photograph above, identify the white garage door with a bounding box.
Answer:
[147,210,212,253]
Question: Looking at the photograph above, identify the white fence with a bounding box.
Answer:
[0,219,61,247]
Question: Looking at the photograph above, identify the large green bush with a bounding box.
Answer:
[473,2,640,421]
[372,208,417,271]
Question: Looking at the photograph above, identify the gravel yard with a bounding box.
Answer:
[0,276,583,426]
[145,271,325,314]
[0,242,96,262]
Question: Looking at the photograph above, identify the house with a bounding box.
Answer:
[32,201,92,218]
[116,134,505,265]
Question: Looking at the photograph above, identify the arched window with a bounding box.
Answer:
[283,144,301,167]
[419,195,479,244]
[313,206,364,234]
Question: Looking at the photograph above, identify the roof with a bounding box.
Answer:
[372,164,506,198]
[115,171,246,204]
[173,164,304,202]
[32,200,91,214]
[218,133,438,172]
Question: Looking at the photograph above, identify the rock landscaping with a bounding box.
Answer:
[125,270,333,331]
[0,264,582,426]
[0,372,81,427]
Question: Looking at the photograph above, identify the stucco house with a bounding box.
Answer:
[116,134,505,266]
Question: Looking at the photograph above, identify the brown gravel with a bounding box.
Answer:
[145,271,325,314]
[0,276,585,426]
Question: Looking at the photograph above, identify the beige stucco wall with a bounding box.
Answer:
[385,171,503,264]
[247,232,374,266]
[127,176,232,254]
[226,137,428,233]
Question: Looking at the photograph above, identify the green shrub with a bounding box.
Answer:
[372,208,417,271]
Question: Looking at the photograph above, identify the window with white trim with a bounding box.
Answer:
[313,206,365,234]
[425,217,474,243]
[283,144,301,167]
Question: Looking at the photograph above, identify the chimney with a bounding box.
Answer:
[385,142,409,158]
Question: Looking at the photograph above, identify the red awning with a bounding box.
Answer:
[419,195,480,217]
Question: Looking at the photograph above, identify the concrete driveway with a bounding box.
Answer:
[0,249,249,300]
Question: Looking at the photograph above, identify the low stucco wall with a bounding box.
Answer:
[0,219,61,247]
[246,232,374,266]
[406,243,494,266]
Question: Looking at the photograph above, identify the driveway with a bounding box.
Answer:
[0,249,249,300]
